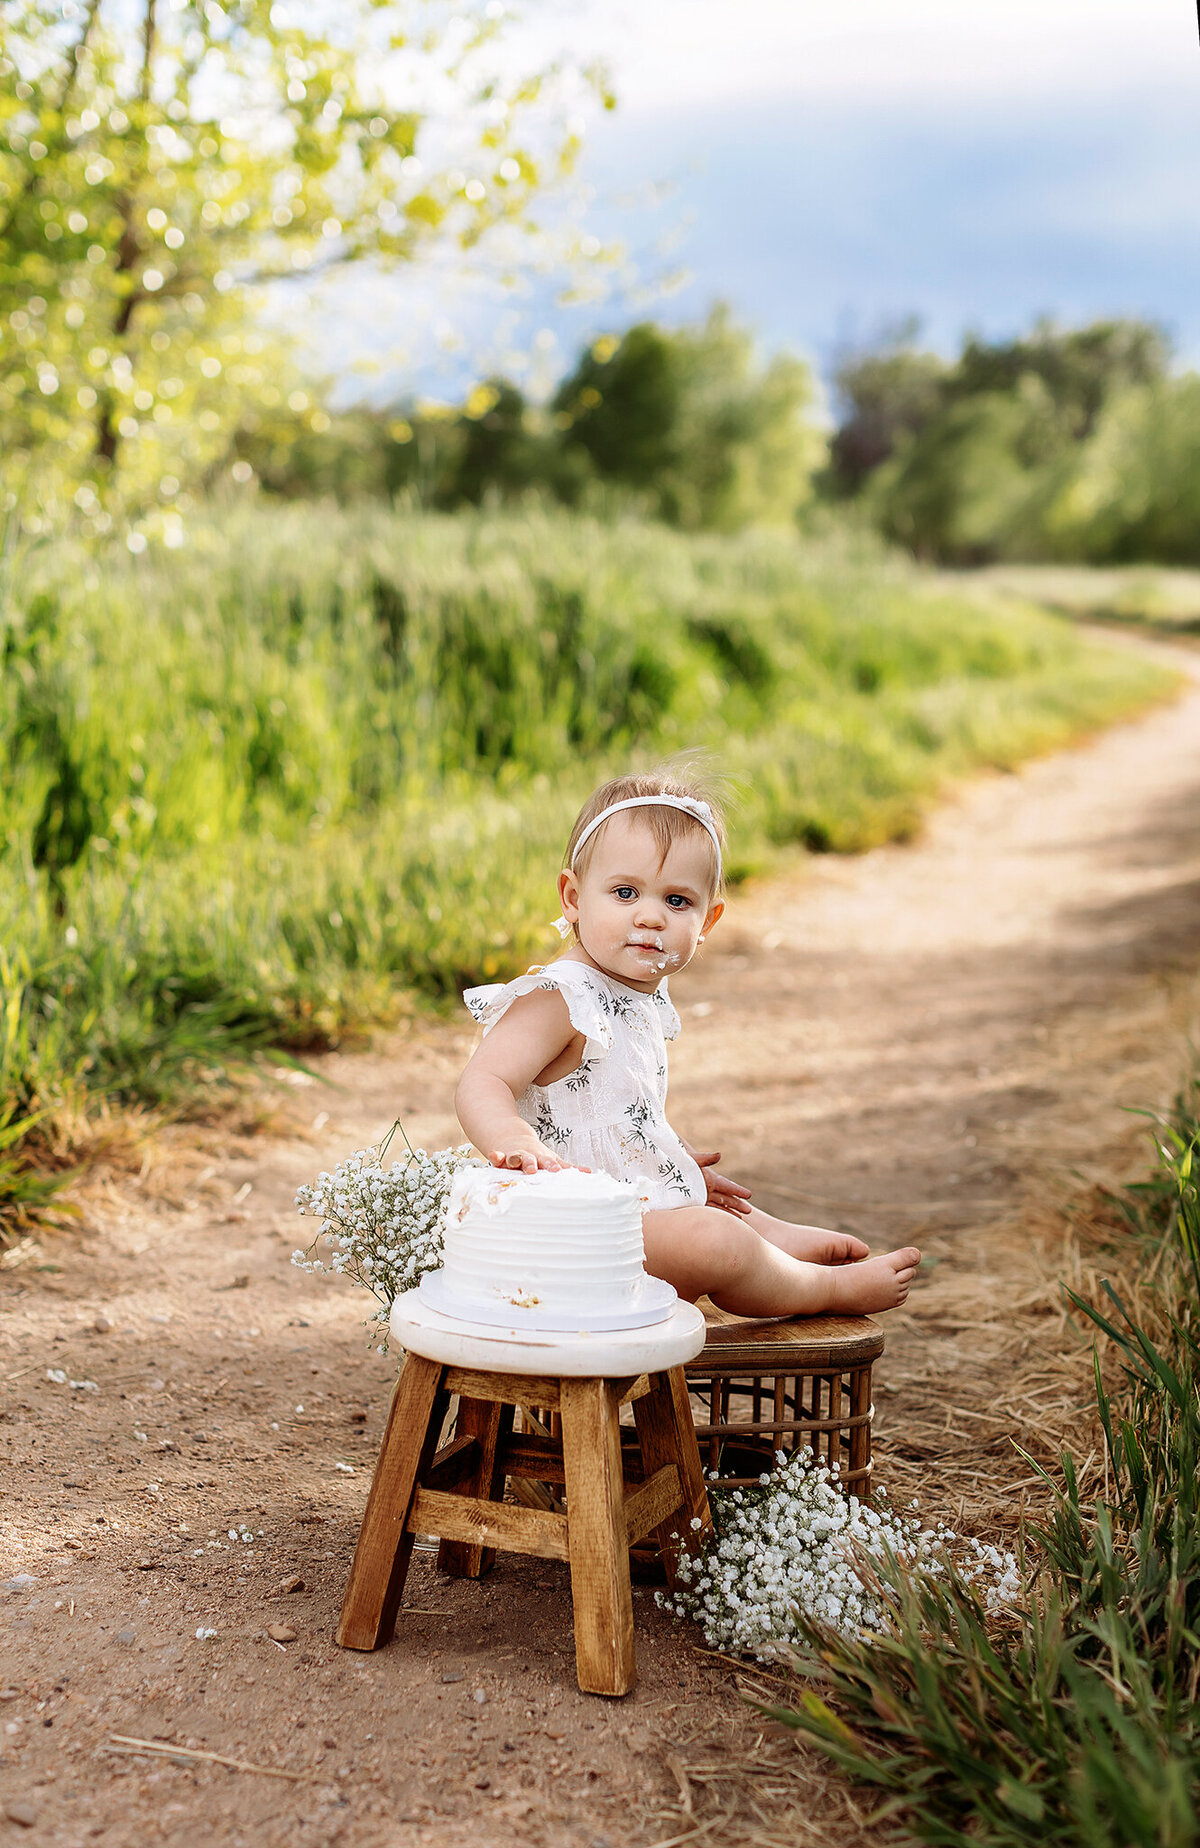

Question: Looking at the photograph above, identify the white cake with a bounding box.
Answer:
[416,1166,678,1333]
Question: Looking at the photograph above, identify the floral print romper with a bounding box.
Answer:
[463,959,706,1210]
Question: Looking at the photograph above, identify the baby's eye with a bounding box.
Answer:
[666,894,692,909]
[614,884,636,901]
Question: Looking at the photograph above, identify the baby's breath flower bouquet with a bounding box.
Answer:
[293,1128,483,1348]
[661,1447,1020,1657]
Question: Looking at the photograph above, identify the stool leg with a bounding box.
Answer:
[337,1354,449,1651]
[828,1371,842,1478]
[633,1366,714,1591]
[559,1378,636,1697]
[850,1364,872,1492]
[438,1397,515,1580]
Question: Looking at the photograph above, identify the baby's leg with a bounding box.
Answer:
[643,1204,920,1318]
[742,1203,870,1266]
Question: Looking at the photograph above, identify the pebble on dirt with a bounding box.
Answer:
[4,1804,37,1829]
[266,1624,297,1643]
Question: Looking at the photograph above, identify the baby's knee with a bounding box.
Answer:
[680,1205,759,1281]
[643,1203,761,1300]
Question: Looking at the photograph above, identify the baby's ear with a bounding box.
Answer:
[558,867,581,920]
[703,898,725,935]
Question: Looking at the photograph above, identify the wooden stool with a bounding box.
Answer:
[337,1294,711,1697]
[685,1305,884,1493]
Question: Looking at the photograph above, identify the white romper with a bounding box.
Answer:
[463,959,707,1210]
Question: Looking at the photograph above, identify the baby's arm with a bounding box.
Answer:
[455,987,584,1174]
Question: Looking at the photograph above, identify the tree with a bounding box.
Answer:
[949,318,1169,441]
[0,0,607,520]
[1041,376,1200,565]
[867,391,1054,564]
[827,320,947,498]
[552,308,820,530]
[829,316,1176,562]
[827,316,1169,506]
[443,378,553,505]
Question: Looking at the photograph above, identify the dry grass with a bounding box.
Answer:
[633,1692,877,1848]
[872,1218,1134,1540]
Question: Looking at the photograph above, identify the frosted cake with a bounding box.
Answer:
[417,1166,678,1332]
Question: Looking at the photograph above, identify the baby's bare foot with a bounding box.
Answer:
[819,1230,871,1265]
[825,1247,921,1313]
[781,1226,872,1265]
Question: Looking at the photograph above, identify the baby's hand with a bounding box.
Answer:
[489,1147,587,1176]
[693,1149,752,1217]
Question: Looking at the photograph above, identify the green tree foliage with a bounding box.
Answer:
[235,308,823,532]
[833,317,1175,563]
[949,318,1168,438]
[552,308,821,529]
[438,378,555,505]
[237,385,554,507]
[1041,376,1200,564]
[866,391,1048,564]
[826,318,947,497]
[0,0,601,519]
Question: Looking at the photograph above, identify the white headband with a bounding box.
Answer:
[569,794,723,876]
[553,794,722,938]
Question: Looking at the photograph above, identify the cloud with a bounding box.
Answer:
[280,3,1200,397]
[575,0,1194,110]
[577,86,1200,361]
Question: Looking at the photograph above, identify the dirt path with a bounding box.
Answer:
[3,630,1200,1848]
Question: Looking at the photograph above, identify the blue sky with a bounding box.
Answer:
[297,0,1200,405]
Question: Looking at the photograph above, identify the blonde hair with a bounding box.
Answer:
[565,771,727,900]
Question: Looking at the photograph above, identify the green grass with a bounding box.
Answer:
[0,501,1177,1229]
[767,1073,1200,1847]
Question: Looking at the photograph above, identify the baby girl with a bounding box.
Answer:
[455,772,921,1317]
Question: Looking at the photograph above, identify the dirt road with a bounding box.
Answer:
[3,629,1199,1848]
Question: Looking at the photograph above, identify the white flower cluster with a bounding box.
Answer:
[964,1537,1024,1612]
[292,1138,482,1347]
[660,1447,1021,1658]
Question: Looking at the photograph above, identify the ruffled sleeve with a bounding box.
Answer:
[463,962,615,1063]
[650,980,681,1041]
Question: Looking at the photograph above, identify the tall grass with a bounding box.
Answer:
[769,1074,1200,1846]
[0,501,1175,1227]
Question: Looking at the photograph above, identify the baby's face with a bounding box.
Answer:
[559,813,723,991]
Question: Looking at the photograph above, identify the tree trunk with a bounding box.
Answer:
[94,0,155,473]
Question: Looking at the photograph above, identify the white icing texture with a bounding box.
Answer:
[424,1165,676,1331]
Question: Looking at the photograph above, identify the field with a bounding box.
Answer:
[2,624,1197,1848]
[0,502,1176,1218]
[959,563,1200,632]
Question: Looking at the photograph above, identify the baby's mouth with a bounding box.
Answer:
[627,935,672,971]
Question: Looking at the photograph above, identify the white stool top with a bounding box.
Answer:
[390,1289,706,1378]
